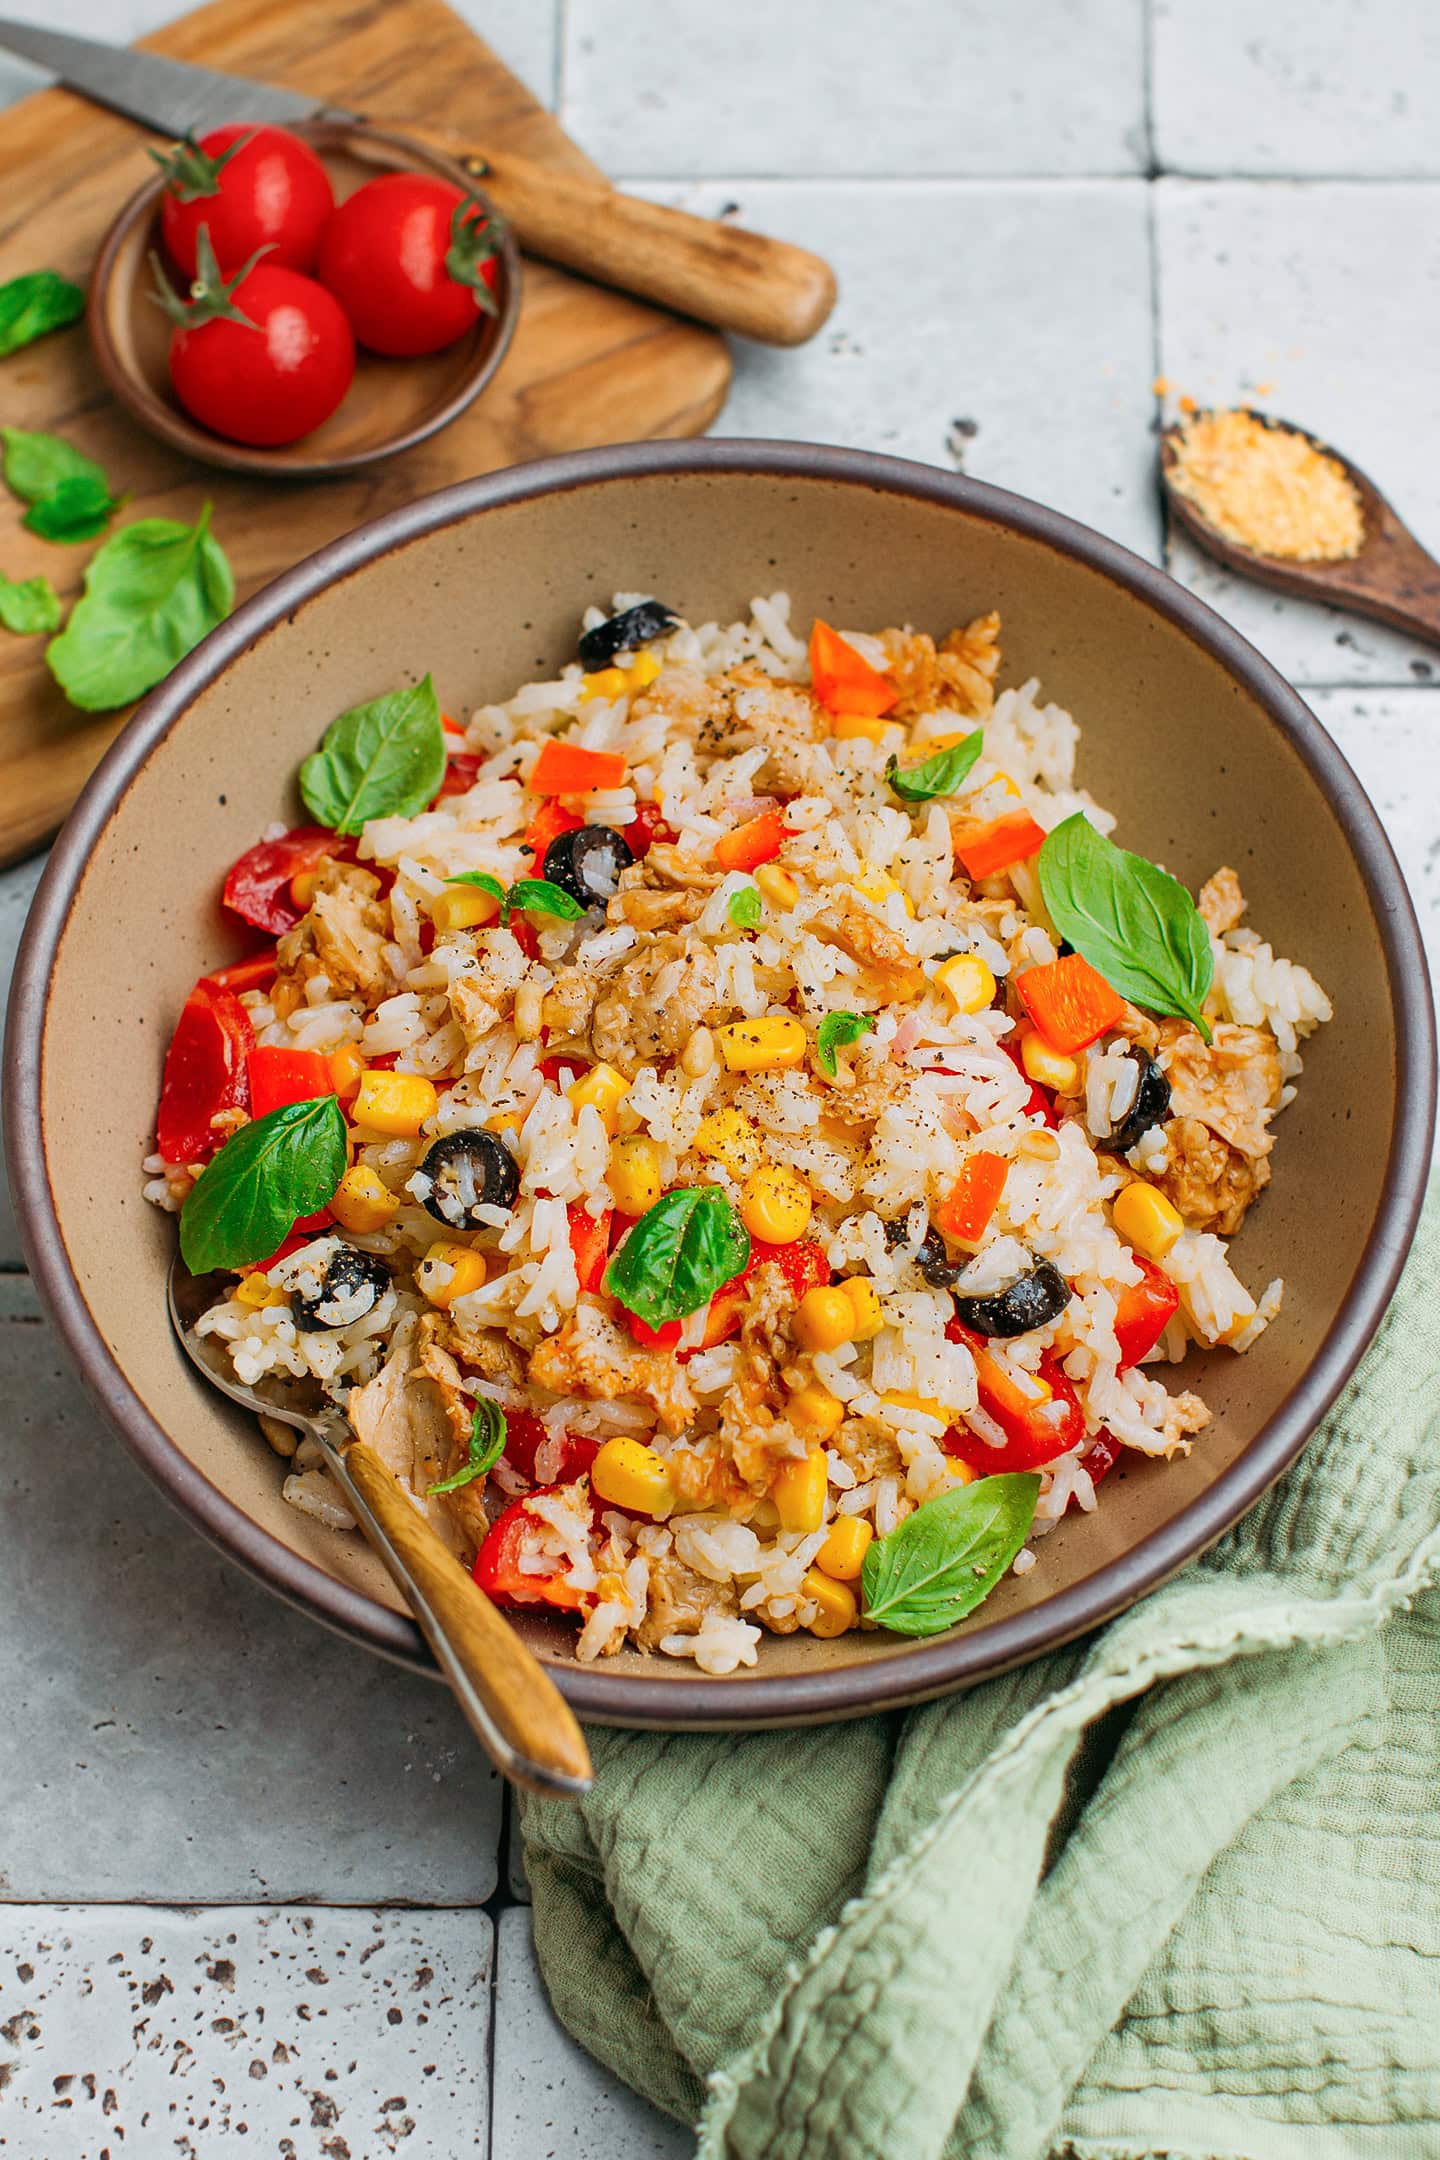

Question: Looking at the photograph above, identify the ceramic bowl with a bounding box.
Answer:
[6,442,1434,1728]
[87,118,520,480]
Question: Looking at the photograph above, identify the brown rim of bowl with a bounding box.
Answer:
[6,440,1435,1725]
[86,118,521,480]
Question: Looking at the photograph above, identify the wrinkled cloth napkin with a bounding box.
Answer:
[521,1185,1440,2160]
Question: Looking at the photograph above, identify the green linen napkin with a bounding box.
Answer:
[522,1184,1440,2160]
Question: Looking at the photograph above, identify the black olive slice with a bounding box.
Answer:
[578,600,680,672]
[290,1241,392,1333]
[541,824,636,906]
[413,1131,520,1229]
[1107,1049,1172,1154]
[952,1259,1071,1339]
[883,1217,965,1289]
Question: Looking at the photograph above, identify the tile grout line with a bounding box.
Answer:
[606,169,1440,189]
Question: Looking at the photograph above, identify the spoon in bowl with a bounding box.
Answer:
[1159,413,1440,651]
[168,1253,593,1801]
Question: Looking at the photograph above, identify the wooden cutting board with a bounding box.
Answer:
[0,0,732,866]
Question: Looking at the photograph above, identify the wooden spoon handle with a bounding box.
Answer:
[332,1440,592,1799]
[396,124,836,347]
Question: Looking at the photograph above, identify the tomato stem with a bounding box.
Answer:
[444,195,505,314]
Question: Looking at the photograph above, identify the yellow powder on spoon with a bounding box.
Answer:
[1167,408,1365,562]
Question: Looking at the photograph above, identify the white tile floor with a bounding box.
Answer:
[2,3,1439,2153]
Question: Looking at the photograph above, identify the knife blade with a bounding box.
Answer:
[0,17,327,137]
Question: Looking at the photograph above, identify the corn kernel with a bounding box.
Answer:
[485,1110,524,1136]
[608,1134,663,1216]
[418,1241,488,1307]
[1020,1027,1081,1095]
[936,953,997,1016]
[625,649,662,691]
[787,1381,845,1439]
[327,1043,366,1102]
[330,1164,400,1234]
[754,861,800,910]
[431,883,503,933]
[880,1390,952,1424]
[591,1436,675,1517]
[992,769,1024,799]
[567,1061,631,1136]
[353,1070,438,1137]
[853,864,915,916]
[816,1515,873,1581]
[802,1568,858,1638]
[289,867,321,910]
[717,1015,808,1073]
[770,1447,828,1533]
[831,712,896,743]
[794,1284,857,1353]
[693,1107,762,1179]
[906,729,971,756]
[839,1276,884,1341]
[234,1272,286,1309]
[579,665,628,701]
[740,1162,813,1244]
[1113,1180,1184,1261]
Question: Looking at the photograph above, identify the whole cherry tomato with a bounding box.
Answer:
[160,231,355,448]
[157,123,335,277]
[317,175,503,356]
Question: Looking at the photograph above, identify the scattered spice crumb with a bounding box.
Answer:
[1167,407,1365,562]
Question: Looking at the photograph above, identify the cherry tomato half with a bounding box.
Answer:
[222,826,341,937]
[474,1496,587,1612]
[158,123,335,277]
[165,252,355,449]
[318,175,503,357]
[155,981,253,1166]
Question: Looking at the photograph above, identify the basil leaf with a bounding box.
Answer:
[603,1186,750,1329]
[0,271,85,358]
[1038,812,1213,1042]
[3,426,111,504]
[508,878,585,920]
[428,1396,506,1496]
[885,730,984,804]
[299,674,445,834]
[24,475,118,543]
[816,1010,875,1078]
[861,1472,1040,1637]
[46,504,234,713]
[727,884,762,929]
[0,571,60,635]
[179,1095,348,1274]
[447,872,507,906]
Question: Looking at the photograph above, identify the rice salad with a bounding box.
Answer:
[147,593,1332,1673]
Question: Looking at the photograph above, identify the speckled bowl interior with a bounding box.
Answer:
[7,443,1433,1728]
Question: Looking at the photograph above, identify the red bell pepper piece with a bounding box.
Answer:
[156,983,254,1165]
[1113,1256,1181,1368]
[252,1207,334,1274]
[474,1496,588,1611]
[499,1408,599,1488]
[568,1203,613,1295]
[540,1053,586,1086]
[529,740,629,794]
[624,800,677,857]
[1001,1040,1060,1129]
[221,826,341,938]
[943,1317,1086,1474]
[933,1152,1008,1244]
[508,915,541,962]
[1016,953,1125,1054]
[522,800,583,863]
[625,1310,685,1350]
[1077,1429,1122,1492]
[953,811,1046,882]
[203,948,278,995]
[808,618,899,717]
[245,1045,335,1120]
[714,808,786,874]
[435,751,484,801]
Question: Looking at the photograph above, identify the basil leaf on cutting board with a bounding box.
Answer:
[46,504,234,713]
[885,729,985,804]
[0,571,61,635]
[861,1472,1040,1637]
[603,1187,750,1329]
[1038,812,1214,1042]
[179,1094,348,1275]
[428,1396,507,1496]
[816,1010,875,1077]
[299,674,446,834]
[2,427,121,543]
[0,271,85,358]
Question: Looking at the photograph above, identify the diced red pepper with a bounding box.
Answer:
[1016,953,1126,1054]
[473,1496,588,1612]
[808,618,899,718]
[508,915,540,962]
[624,800,677,857]
[934,1152,1008,1244]
[221,826,342,938]
[499,1408,599,1488]
[529,740,629,794]
[1113,1256,1181,1368]
[156,983,254,1165]
[568,1203,613,1296]
[252,1207,335,1274]
[435,751,484,801]
[694,1236,831,1350]
[953,811,1047,882]
[1078,1429,1122,1491]
[625,1310,684,1350]
[1001,1040,1060,1128]
[540,1053,586,1086]
[943,1318,1086,1474]
[203,949,278,995]
[713,808,786,874]
[245,1046,335,1120]
[522,800,584,863]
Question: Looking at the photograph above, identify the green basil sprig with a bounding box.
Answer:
[179,1095,348,1275]
[727,884,762,929]
[860,1472,1040,1637]
[816,1010,875,1077]
[1038,812,1214,1042]
[446,872,584,923]
[46,504,233,713]
[0,571,60,635]
[2,427,120,543]
[300,675,446,834]
[885,729,984,804]
[603,1187,750,1330]
[428,1396,506,1496]
[0,271,85,358]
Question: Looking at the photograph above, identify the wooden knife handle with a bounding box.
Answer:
[397,124,836,347]
[337,1440,592,1799]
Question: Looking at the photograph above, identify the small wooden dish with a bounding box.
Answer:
[87,117,521,480]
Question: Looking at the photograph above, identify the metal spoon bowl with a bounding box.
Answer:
[168,1254,592,1800]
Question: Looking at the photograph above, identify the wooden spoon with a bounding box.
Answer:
[169,1254,592,1800]
[1159,414,1440,651]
